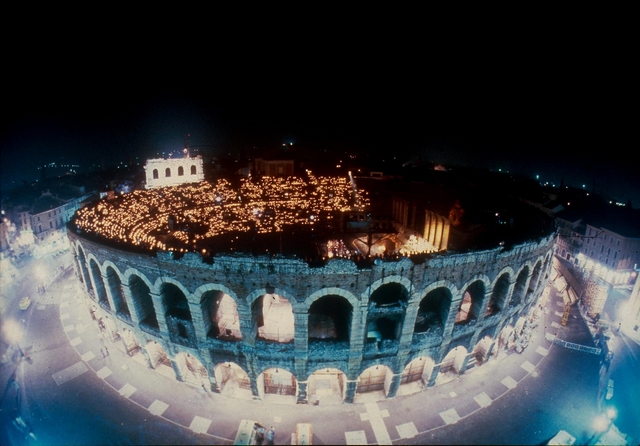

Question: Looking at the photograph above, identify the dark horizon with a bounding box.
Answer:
[2,81,637,205]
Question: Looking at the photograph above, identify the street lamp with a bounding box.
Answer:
[3,319,25,361]
[587,407,616,445]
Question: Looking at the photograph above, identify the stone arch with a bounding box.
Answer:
[308,294,353,342]
[414,286,453,335]
[510,265,531,307]
[356,364,394,397]
[248,287,295,343]
[145,340,172,371]
[455,278,489,324]
[158,280,195,347]
[526,260,543,304]
[365,280,410,346]
[486,271,511,316]
[213,362,252,398]
[438,345,468,379]
[198,288,242,341]
[363,275,413,303]
[400,356,435,395]
[104,263,130,320]
[257,367,297,400]
[125,270,159,331]
[306,366,348,404]
[75,242,93,297]
[174,352,209,388]
[88,257,110,310]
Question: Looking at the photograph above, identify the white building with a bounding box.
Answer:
[576,224,640,285]
[144,153,205,189]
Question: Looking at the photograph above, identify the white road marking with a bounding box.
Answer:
[474,392,492,408]
[439,408,461,424]
[189,415,212,434]
[501,376,518,389]
[148,399,169,416]
[53,361,88,385]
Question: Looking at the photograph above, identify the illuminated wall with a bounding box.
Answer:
[68,228,554,403]
[144,156,205,189]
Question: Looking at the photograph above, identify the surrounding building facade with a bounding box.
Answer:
[67,228,555,404]
[576,224,640,285]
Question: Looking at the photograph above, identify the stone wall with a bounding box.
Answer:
[67,229,555,402]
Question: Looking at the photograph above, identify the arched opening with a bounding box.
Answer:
[414,287,451,335]
[191,165,197,175]
[356,365,393,399]
[165,167,171,177]
[399,356,435,396]
[258,368,297,402]
[145,341,175,379]
[89,259,110,310]
[214,362,252,399]
[366,283,409,351]
[106,266,130,320]
[153,169,159,179]
[497,324,515,356]
[175,352,209,388]
[510,267,530,307]
[455,281,485,324]
[201,290,241,340]
[76,247,93,297]
[473,335,493,365]
[486,273,510,316]
[118,327,141,357]
[526,261,542,304]
[308,295,352,342]
[129,275,158,331]
[437,346,468,384]
[178,166,184,176]
[160,283,195,347]
[307,368,347,405]
[252,293,294,343]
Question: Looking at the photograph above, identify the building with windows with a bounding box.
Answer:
[576,223,640,285]
[144,154,204,189]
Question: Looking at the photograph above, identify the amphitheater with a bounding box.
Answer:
[66,166,556,405]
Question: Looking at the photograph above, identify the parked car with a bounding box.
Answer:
[19,297,31,310]
[294,423,313,445]
[234,419,261,445]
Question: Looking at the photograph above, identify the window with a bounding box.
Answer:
[178,166,184,176]
[614,251,618,259]
[191,165,197,175]
[153,169,159,179]
[165,168,171,177]
[49,221,53,228]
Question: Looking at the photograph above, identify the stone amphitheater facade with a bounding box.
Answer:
[67,229,556,404]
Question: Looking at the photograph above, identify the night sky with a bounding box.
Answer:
[1,43,637,205]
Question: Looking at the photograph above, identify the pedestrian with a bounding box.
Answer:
[101,347,106,357]
[254,423,265,445]
[266,426,275,445]
[104,346,109,356]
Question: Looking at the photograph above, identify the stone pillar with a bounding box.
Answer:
[141,344,155,369]
[120,283,140,324]
[426,365,440,387]
[150,290,170,336]
[386,373,403,398]
[344,380,358,403]
[170,357,184,382]
[458,354,471,375]
[296,381,308,404]
[189,301,207,344]
[293,310,308,354]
